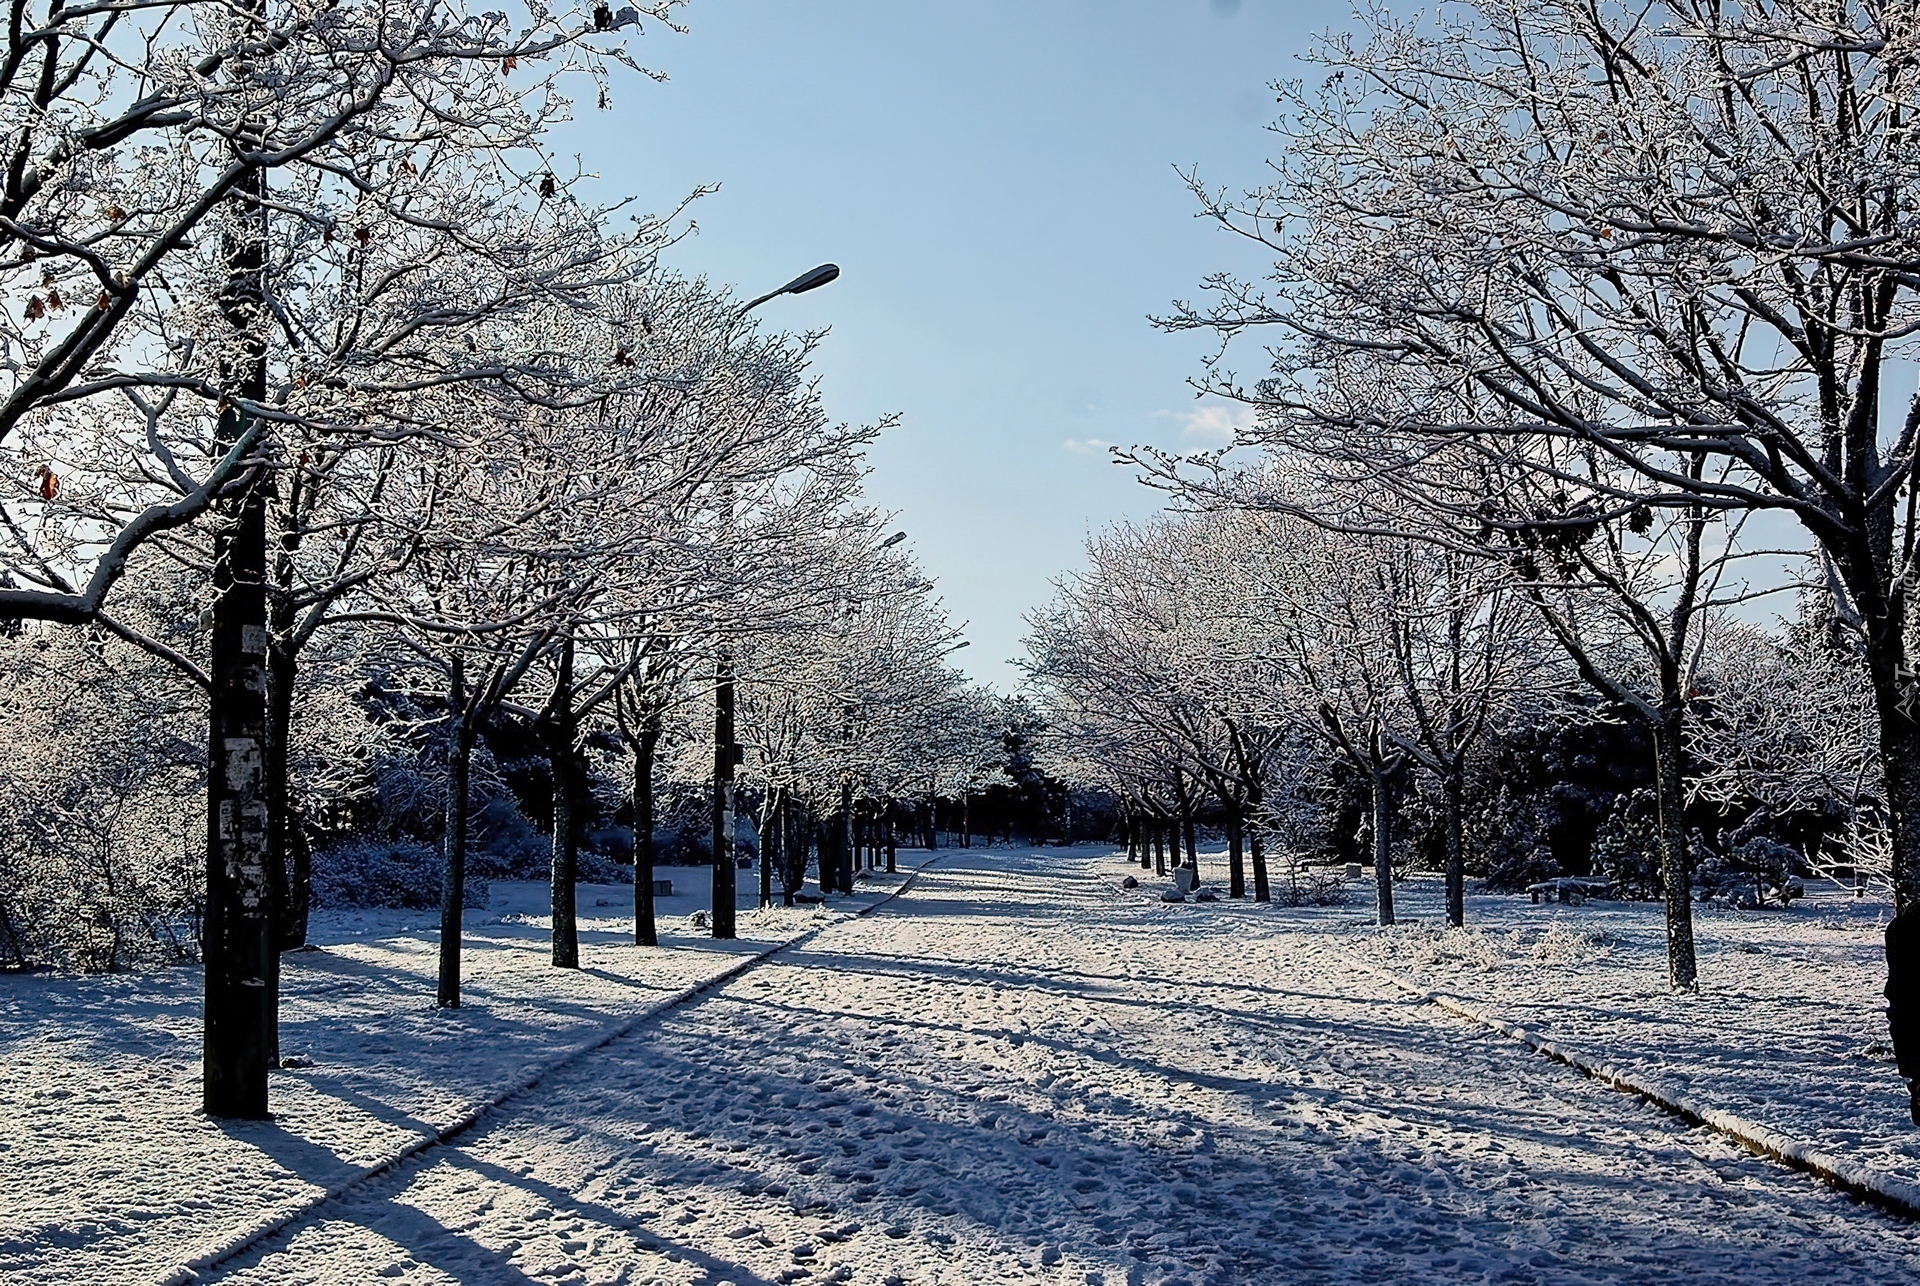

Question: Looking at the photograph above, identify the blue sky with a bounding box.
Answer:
[566,0,1350,689]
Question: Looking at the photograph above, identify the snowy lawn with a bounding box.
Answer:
[16,847,1920,1285]
[146,848,1920,1284]
[0,864,915,1286]
[1325,866,1920,1202]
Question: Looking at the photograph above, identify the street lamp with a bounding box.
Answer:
[880,530,906,549]
[740,263,840,316]
[711,263,840,940]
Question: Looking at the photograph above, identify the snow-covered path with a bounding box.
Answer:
[197,849,1920,1286]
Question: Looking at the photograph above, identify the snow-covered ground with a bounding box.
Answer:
[0,864,910,1286]
[11,847,1920,1285]
[1336,868,1920,1199]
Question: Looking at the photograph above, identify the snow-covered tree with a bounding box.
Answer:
[1143,0,1920,1003]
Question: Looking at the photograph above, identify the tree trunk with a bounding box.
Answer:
[780,795,799,907]
[886,812,897,873]
[712,652,737,938]
[839,778,856,893]
[1858,635,1920,1101]
[1153,822,1166,877]
[438,715,474,1007]
[261,631,293,1072]
[549,746,580,967]
[633,713,659,947]
[1854,567,1920,911]
[1883,716,1920,913]
[801,806,821,899]
[203,160,273,1119]
[961,793,971,848]
[1226,809,1246,899]
[265,611,306,952]
[548,638,580,969]
[760,788,775,909]
[286,814,311,949]
[1249,826,1270,904]
[1444,768,1465,929]
[1182,811,1198,873]
[1371,765,1395,927]
[1650,708,1698,990]
[817,802,835,893]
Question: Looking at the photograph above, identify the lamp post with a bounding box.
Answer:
[866,531,908,874]
[711,264,839,940]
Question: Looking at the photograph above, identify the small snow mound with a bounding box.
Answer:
[1373,922,1508,973]
[1530,921,1614,964]
[742,903,829,932]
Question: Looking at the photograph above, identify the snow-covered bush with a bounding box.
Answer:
[0,625,204,971]
[1688,609,1880,892]
[1696,822,1806,909]
[1471,784,1561,892]
[1589,789,1663,900]
[1480,847,1561,894]
[310,838,487,911]
[1275,854,1349,906]
[466,797,560,879]
[574,849,635,885]
[651,780,718,865]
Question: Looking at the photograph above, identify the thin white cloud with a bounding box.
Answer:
[1157,402,1255,444]
[1062,437,1115,456]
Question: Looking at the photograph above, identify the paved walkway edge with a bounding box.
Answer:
[1340,950,1920,1222]
[157,857,944,1286]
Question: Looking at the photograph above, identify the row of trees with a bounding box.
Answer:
[1057,0,1918,1108]
[0,0,1018,1120]
[1029,497,1868,926]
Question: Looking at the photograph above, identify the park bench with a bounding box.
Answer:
[1527,876,1614,905]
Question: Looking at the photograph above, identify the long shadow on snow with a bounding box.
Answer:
[187,864,1920,1285]
[780,945,1375,1015]
[708,980,1676,1162]
[199,1118,784,1286]
[521,971,1914,1282]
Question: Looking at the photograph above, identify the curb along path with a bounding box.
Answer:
[1340,949,1920,1221]
[159,856,945,1286]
